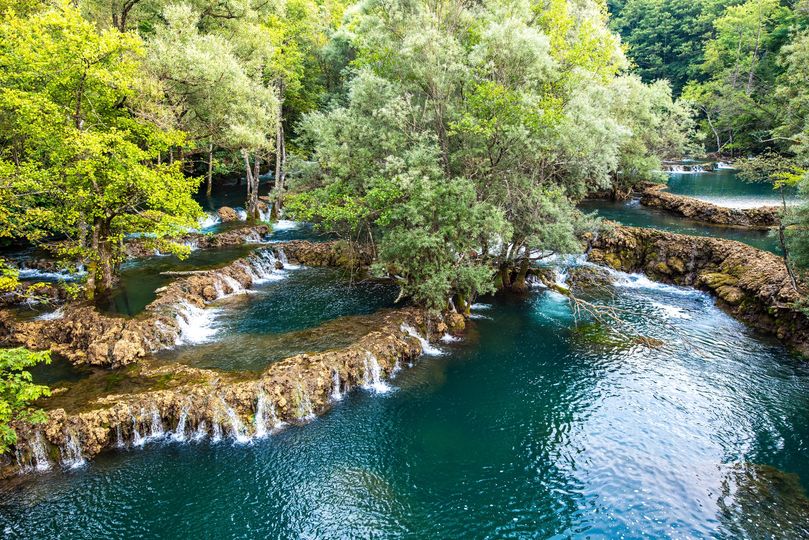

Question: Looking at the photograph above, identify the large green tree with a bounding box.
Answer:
[0,3,202,297]
[289,0,687,308]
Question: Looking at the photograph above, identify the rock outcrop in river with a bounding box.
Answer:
[0,241,370,367]
[587,224,809,355]
[4,308,453,478]
[640,184,780,227]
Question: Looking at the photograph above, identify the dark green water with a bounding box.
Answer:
[3,275,809,538]
[579,199,779,253]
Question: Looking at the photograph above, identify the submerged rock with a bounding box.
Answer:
[587,224,809,355]
[640,183,779,227]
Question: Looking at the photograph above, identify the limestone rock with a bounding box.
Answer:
[217,206,240,222]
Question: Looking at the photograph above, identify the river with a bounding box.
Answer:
[1,175,808,538]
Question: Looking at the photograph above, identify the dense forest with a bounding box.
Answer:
[0,0,808,480]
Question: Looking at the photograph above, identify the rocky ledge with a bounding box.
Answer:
[4,308,463,478]
[587,224,808,355]
[0,241,366,367]
[640,184,780,227]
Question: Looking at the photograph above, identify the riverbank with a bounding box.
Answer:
[587,224,809,355]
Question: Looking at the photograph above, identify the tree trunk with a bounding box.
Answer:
[206,142,214,197]
[778,187,798,290]
[512,258,530,292]
[272,118,286,220]
[87,218,116,300]
[242,149,259,221]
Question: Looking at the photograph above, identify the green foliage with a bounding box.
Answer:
[610,0,734,94]
[0,3,202,296]
[0,266,51,455]
[0,348,51,455]
[681,0,800,154]
[288,0,688,307]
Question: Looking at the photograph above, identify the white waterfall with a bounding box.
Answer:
[401,324,445,356]
[331,370,344,401]
[220,399,250,443]
[172,406,190,442]
[220,275,245,296]
[211,422,223,443]
[132,412,145,448]
[193,420,208,442]
[244,230,264,244]
[246,250,285,283]
[175,301,219,345]
[36,307,65,321]
[60,431,86,469]
[362,352,391,394]
[149,408,165,439]
[116,424,125,448]
[255,394,269,438]
[31,433,51,472]
[441,333,461,343]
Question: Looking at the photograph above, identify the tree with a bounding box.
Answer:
[683,0,795,154]
[0,4,202,298]
[608,76,696,196]
[610,0,735,94]
[146,2,278,207]
[737,151,805,287]
[289,0,684,306]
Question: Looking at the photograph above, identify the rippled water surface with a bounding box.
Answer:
[2,275,809,538]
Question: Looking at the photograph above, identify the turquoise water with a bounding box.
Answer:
[667,170,796,209]
[579,199,780,253]
[3,277,809,538]
[105,222,322,316]
[155,266,398,371]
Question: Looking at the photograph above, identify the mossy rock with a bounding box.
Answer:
[699,272,738,289]
[716,285,746,305]
[667,256,685,274]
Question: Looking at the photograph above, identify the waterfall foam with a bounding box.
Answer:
[401,324,445,356]
[220,399,251,443]
[193,421,208,442]
[172,406,190,442]
[31,433,51,472]
[35,307,65,321]
[331,370,344,401]
[60,431,86,469]
[362,352,391,394]
[149,408,165,440]
[175,301,220,345]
